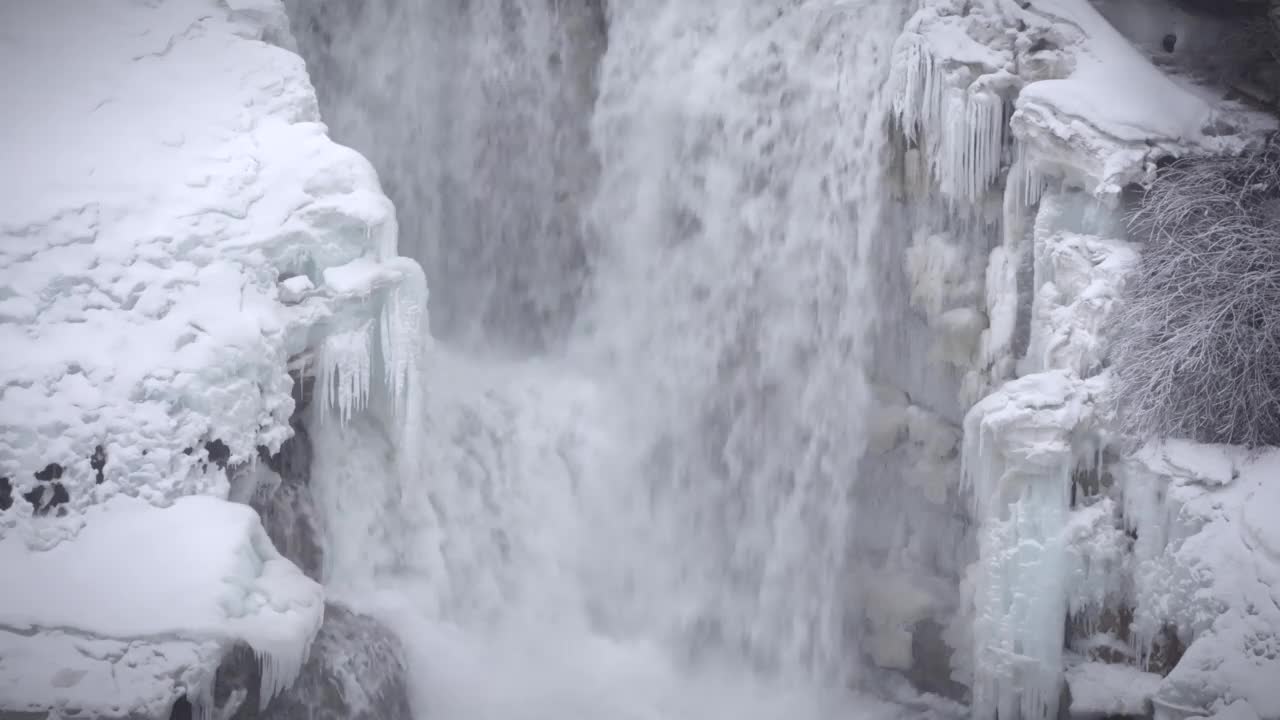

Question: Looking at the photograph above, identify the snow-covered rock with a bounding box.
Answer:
[894,1,1280,716]
[0,494,323,717]
[216,603,413,720]
[0,0,426,716]
[0,0,425,547]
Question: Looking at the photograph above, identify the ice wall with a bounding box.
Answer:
[891,0,1280,717]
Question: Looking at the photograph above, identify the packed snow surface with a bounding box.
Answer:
[0,494,323,714]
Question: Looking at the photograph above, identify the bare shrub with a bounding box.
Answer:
[1110,137,1280,448]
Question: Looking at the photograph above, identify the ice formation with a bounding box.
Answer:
[962,369,1104,720]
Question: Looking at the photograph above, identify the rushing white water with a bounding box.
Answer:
[293,1,958,718]
[580,0,909,680]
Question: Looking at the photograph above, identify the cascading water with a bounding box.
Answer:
[287,1,960,718]
[580,0,908,679]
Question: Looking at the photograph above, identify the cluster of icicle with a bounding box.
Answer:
[316,258,428,427]
[892,33,1007,206]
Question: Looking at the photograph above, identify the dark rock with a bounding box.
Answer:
[905,618,968,702]
[23,482,69,516]
[264,420,311,487]
[290,365,317,413]
[215,604,413,720]
[251,422,322,581]
[91,444,107,484]
[169,696,194,720]
[33,463,63,482]
[0,477,11,511]
[1162,33,1178,53]
[256,480,324,582]
[1146,624,1187,676]
[205,439,232,469]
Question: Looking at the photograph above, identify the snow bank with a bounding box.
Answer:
[0,0,425,546]
[0,494,324,716]
[1120,447,1280,720]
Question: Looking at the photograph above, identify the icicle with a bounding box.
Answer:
[318,320,374,425]
[892,33,1008,206]
[379,258,428,420]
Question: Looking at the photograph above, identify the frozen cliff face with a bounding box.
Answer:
[0,0,424,716]
[891,0,1280,717]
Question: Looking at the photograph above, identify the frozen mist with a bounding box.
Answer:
[286,1,958,718]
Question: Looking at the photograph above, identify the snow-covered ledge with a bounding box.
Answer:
[0,0,424,716]
[892,0,1278,718]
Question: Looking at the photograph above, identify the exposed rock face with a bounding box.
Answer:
[252,421,323,582]
[212,604,413,720]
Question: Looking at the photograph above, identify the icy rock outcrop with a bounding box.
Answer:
[214,604,412,720]
[891,0,1278,717]
[0,0,424,546]
[0,0,425,716]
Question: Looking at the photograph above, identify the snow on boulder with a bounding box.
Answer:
[0,0,425,545]
[0,494,324,717]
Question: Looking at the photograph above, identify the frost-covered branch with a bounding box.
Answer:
[1110,137,1280,448]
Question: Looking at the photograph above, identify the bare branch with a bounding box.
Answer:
[1109,138,1280,448]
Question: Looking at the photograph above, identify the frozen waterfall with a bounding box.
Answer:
[286,1,956,718]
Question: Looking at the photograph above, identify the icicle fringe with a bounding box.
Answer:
[318,320,374,425]
[892,34,1007,206]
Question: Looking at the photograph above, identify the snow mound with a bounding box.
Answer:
[0,0,423,544]
[0,494,324,716]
